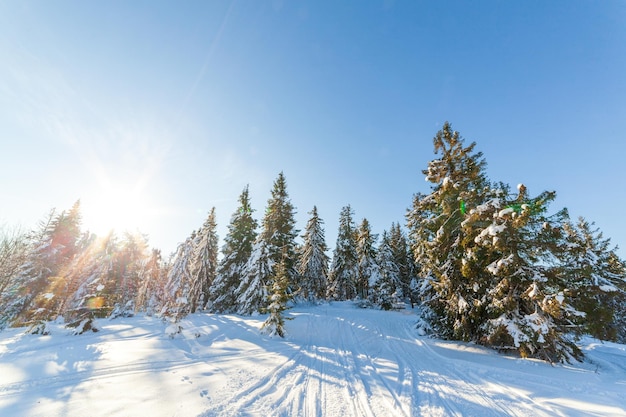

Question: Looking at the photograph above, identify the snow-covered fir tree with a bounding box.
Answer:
[209,186,258,313]
[327,205,358,300]
[406,124,603,362]
[261,256,291,338]
[355,218,379,300]
[45,200,83,274]
[606,252,626,343]
[107,232,151,318]
[161,235,195,321]
[407,122,492,342]
[188,207,219,312]
[0,227,29,329]
[12,202,85,331]
[61,232,119,332]
[134,248,166,316]
[372,230,403,310]
[260,172,299,289]
[559,217,626,342]
[471,185,583,362]
[234,173,298,315]
[235,239,273,315]
[297,206,330,301]
[388,223,417,306]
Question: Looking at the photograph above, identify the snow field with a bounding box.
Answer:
[0,302,625,416]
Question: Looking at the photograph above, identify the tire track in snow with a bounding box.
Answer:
[207,348,304,416]
[352,312,464,417]
[199,305,620,417]
[391,316,551,416]
[343,317,412,417]
[301,312,322,417]
[334,316,377,417]
[0,358,198,398]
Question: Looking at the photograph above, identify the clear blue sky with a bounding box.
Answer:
[1,1,625,258]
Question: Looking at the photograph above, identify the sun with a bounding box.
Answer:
[82,183,153,236]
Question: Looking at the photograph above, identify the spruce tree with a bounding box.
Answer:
[135,248,165,316]
[235,173,298,314]
[209,186,258,313]
[355,218,379,300]
[0,227,29,329]
[297,206,330,301]
[161,235,195,321]
[407,124,592,362]
[235,239,273,315]
[13,202,86,330]
[472,184,583,362]
[559,217,626,341]
[62,232,120,332]
[407,122,491,340]
[388,223,417,306]
[373,230,402,310]
[109,231,150,318]
[62,232,119,326]
[327,205,358,300]
[606,252,626,343]
[261,172,299,288]
[261,256,291,338]
[189,207,219,312]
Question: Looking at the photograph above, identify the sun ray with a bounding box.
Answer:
[82,181,153,236]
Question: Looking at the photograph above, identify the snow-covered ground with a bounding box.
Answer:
[0,303,624,417]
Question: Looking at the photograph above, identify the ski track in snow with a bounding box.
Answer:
[0,303,625,416]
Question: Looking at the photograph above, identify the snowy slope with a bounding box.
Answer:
[0,303,624,417]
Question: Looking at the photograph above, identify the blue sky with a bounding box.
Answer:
[1,1,625,258]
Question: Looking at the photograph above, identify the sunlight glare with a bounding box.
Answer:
[82,184,152,236]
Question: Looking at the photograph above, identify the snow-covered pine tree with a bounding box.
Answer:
[327,205,358,300]
[235,238,273,315]
[606,252,626,343]
[260,172,299,289]
[0,227,30,329]
[61,232,119,332]
[13,202,85,331]
[355,218,379,301]
[235,172,299,315]
[209,186,258,313]
[372,230,403,310]
[474,184,583,362]
[261,255,291,338]
[297,206,330,302]
[188,207,219,312]
[135,248,165,316]
[559,217,626,341]
[388,222,417,306]
[161,235,195,321]
[108,232,151,318]
[406,122,492,340]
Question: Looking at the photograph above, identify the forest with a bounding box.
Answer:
[1,123,625,363]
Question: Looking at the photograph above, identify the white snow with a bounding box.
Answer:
[555,292,565,304]
[600,284,619,292]
[457,295,469,313]
[0,302,625,416]
[487,254,515,275]
[498,207,515,218]
[527,282,539,299]
[476,223,507,245]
